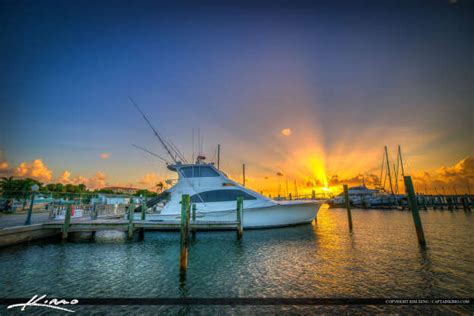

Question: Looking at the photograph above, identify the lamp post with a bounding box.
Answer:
[25,184,39,225]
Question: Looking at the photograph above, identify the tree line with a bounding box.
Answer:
[0,177,159,211]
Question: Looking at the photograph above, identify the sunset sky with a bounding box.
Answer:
[0,0,472,195]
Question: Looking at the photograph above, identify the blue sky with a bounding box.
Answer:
[0,0,472,192]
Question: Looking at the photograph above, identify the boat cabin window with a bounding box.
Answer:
[179,166,220,178]
[190,189,257,203]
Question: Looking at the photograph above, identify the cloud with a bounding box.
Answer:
[326,156,473,194]
[0,150,11,176]
[328,173,380,187]
[14,159,53,182]
[100,153,110,159]
[88,171,107,189]
[138,172,164,190]
[437,156,474,179]
[0,161,8,171]
[56,170,107,189]
[58,170,71,183]
[281,128,292,136]
[411,156,473,193]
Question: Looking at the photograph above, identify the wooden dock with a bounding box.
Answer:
[0,194,244,250]
[42,219,240,232]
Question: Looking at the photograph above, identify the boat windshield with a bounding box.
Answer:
[179,166,220,178]
[190,189,256,203]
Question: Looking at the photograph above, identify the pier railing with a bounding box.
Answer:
[48,203,127,220]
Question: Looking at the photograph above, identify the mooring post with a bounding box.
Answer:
[191,203,197,240]
[422,195,428,211]
[236,196,244,240]
[180,194,191,275]
[62,204,72,240]
[404,176,426,247]
[138,197,146,240]
[312,190,316,200]
[141,196,146,221]
[127,203,134,240]
[447,196,454,211]
[91,202,98,220]
[343,185,353,231]
[24,191,36,225]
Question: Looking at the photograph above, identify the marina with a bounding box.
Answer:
[1,0,473,313]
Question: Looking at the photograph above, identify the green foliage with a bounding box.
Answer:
[94,189,114,194]
[0,178,96,203]
[134,189,158,198]
[0,177,42,200]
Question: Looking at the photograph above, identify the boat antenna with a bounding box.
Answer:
[129,97,179,164]
[132,144,170,164]
[192,128,195,163]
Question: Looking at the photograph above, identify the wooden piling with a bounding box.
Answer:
[236,196,244,240]
[24,191,36,225]
[91,202,98,220]
[139,198,146,240]
[343,185,353,231]
[141,197,146,221]
[462,195,471,212]
[404,176,426,247]
[421,196,428,211]
[62,204,72,240]
[447,196,454,211]
[312,190,316,200]
[191,203,197,240]
[127,204,134,240]
[180,195,191,275]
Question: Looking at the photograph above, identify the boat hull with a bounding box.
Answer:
[138,201,321,228]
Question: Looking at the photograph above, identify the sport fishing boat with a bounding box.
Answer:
[139,158,321,228]
[130,99,321,228]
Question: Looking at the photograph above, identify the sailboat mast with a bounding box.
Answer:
[398,145,405,178]
[385,146,395,195]
[380,152,385,189]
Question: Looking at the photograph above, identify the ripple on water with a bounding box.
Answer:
[0,208,473,314]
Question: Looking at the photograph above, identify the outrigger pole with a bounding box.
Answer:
[132,144,170,164]
[130,97,182,164]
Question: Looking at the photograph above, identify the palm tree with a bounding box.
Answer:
[156,181,164,193]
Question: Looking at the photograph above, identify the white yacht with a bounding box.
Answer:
[130,100,321,228]
[331,185,379,205]
[139,159,321,228]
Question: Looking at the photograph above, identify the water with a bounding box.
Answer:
[1,207,473,314]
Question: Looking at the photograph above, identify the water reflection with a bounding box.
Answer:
[0,209,472,314]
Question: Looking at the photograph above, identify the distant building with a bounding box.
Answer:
[101,186,140,195]
[91,194,139,205]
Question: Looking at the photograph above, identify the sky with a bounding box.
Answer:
[0,0,473,195]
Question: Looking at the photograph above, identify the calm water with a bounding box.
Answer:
[1,206,473,314]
